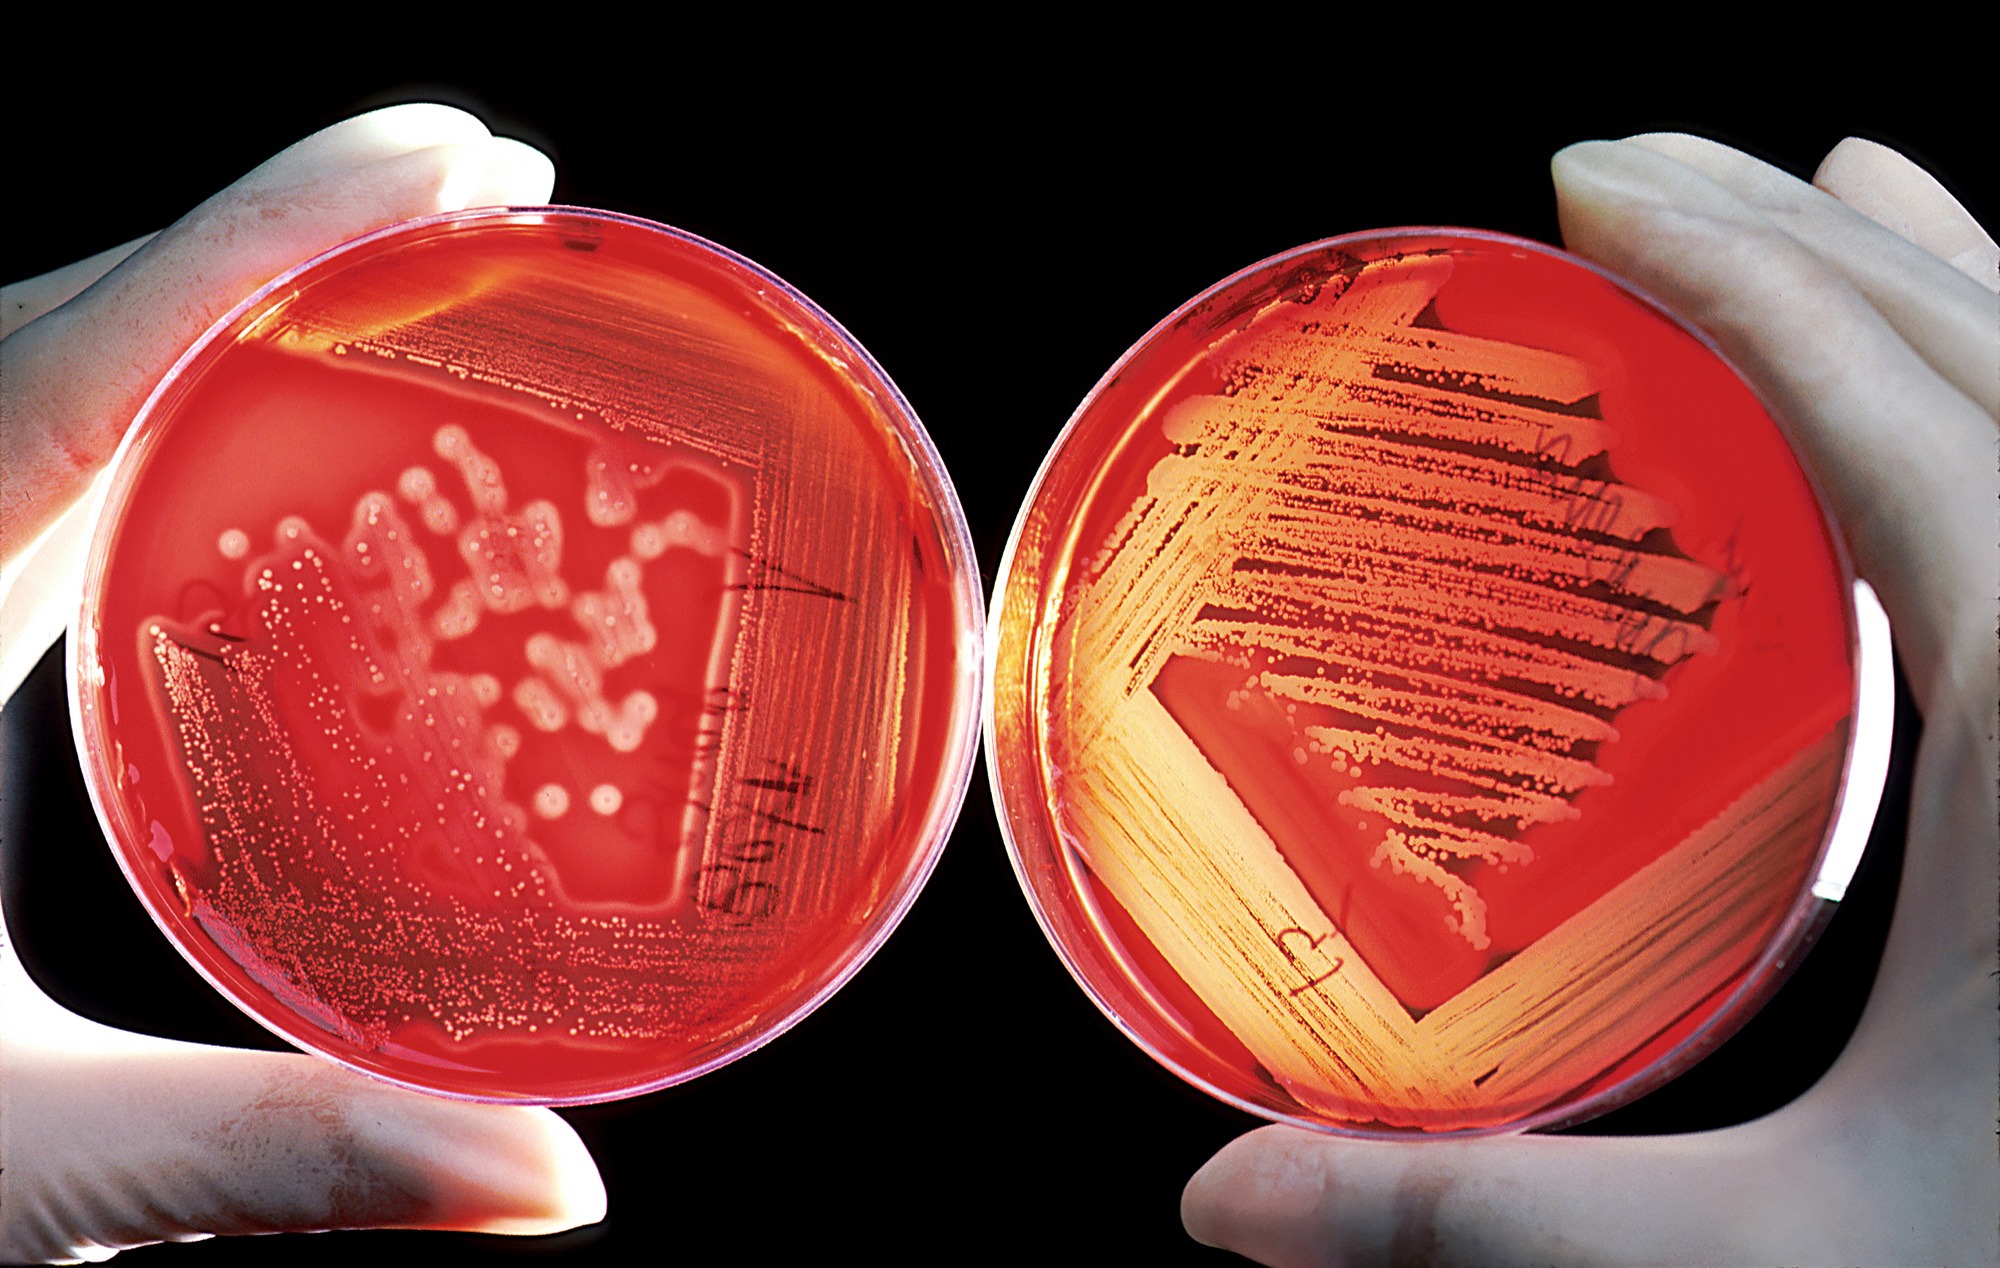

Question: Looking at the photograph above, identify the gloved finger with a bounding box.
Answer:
[0,107,556,713]
[1183,1127,1750,1267]
[241,101,494,183]
[0,106,555,563]
[2,235,155,340]
[1619,132,1998,420]
[1813,137,2000,293]
[1551,139,1997,715]
[1780,684,2000,1233]
[1182,1098,1976,1268]
[0,105,495,341]
[0,953,604,1263]
[0,486,92,705]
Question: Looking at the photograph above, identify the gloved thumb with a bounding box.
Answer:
[1180,1115,1824,1266]
[0,949,605,1264]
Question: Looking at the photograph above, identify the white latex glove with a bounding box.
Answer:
[0,105,606,1264]
[1181,136,2000,1267]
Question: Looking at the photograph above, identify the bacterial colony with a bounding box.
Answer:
[149,421,738,1050]
[80,215,975,1103]
[997,235,1855,1132]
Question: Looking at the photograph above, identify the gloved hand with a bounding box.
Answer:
[0,104,606,1265]
[1182,135,2000,1267]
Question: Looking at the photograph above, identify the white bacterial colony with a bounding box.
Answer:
[147,421,750,1047]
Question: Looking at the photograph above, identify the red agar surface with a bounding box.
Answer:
[75,212,978,1103]
[989,231,1857,1133]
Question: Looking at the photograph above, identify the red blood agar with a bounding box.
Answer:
[72,209,982,1104]
[987,230,1869,1134]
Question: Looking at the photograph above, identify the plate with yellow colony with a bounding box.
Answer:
[986,228,1887,1135]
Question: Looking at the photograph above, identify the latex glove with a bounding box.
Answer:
[0,105,606,1264]
[1181,136,2000,1267]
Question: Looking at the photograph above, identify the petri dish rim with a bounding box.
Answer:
[983,225,1889,1138]
[68,204,988,1105]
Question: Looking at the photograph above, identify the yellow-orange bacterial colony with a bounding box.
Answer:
[76,212,980,1103]
[989,231,1857,1133]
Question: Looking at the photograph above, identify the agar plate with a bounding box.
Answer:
[71,208,983,1104]
[986,229,1886,1134]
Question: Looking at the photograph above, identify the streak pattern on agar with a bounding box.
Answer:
[77,212,978,1103]
[147,432,742,1048]
[994,233,1856,1133]
[1086,257,1729,951]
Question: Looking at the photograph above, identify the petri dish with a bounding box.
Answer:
[70,207,983,1105]
[986,228,1889,1135]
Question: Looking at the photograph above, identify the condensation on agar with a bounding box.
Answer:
[988,230,1863,1134]
[72,210,981,1104]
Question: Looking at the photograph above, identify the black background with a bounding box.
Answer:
[3,43,1984,1265]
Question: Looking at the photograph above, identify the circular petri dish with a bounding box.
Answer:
[71,208,983,1105]
[987,228,1888,1135]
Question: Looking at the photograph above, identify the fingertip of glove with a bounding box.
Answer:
[1550,142,1669,237]
[246,104,494,188]
[1550,137,1620,168]
[1550,139,1647,192]
[487,1107,608,1236]
[400,1102,605,1237]
[437,137,558,214]
[329,102,494,155]
[1182,1128,1310,1239]
[1551,139,1762,234]
[1617,131,1722,158]
[1814,136,1899,181]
